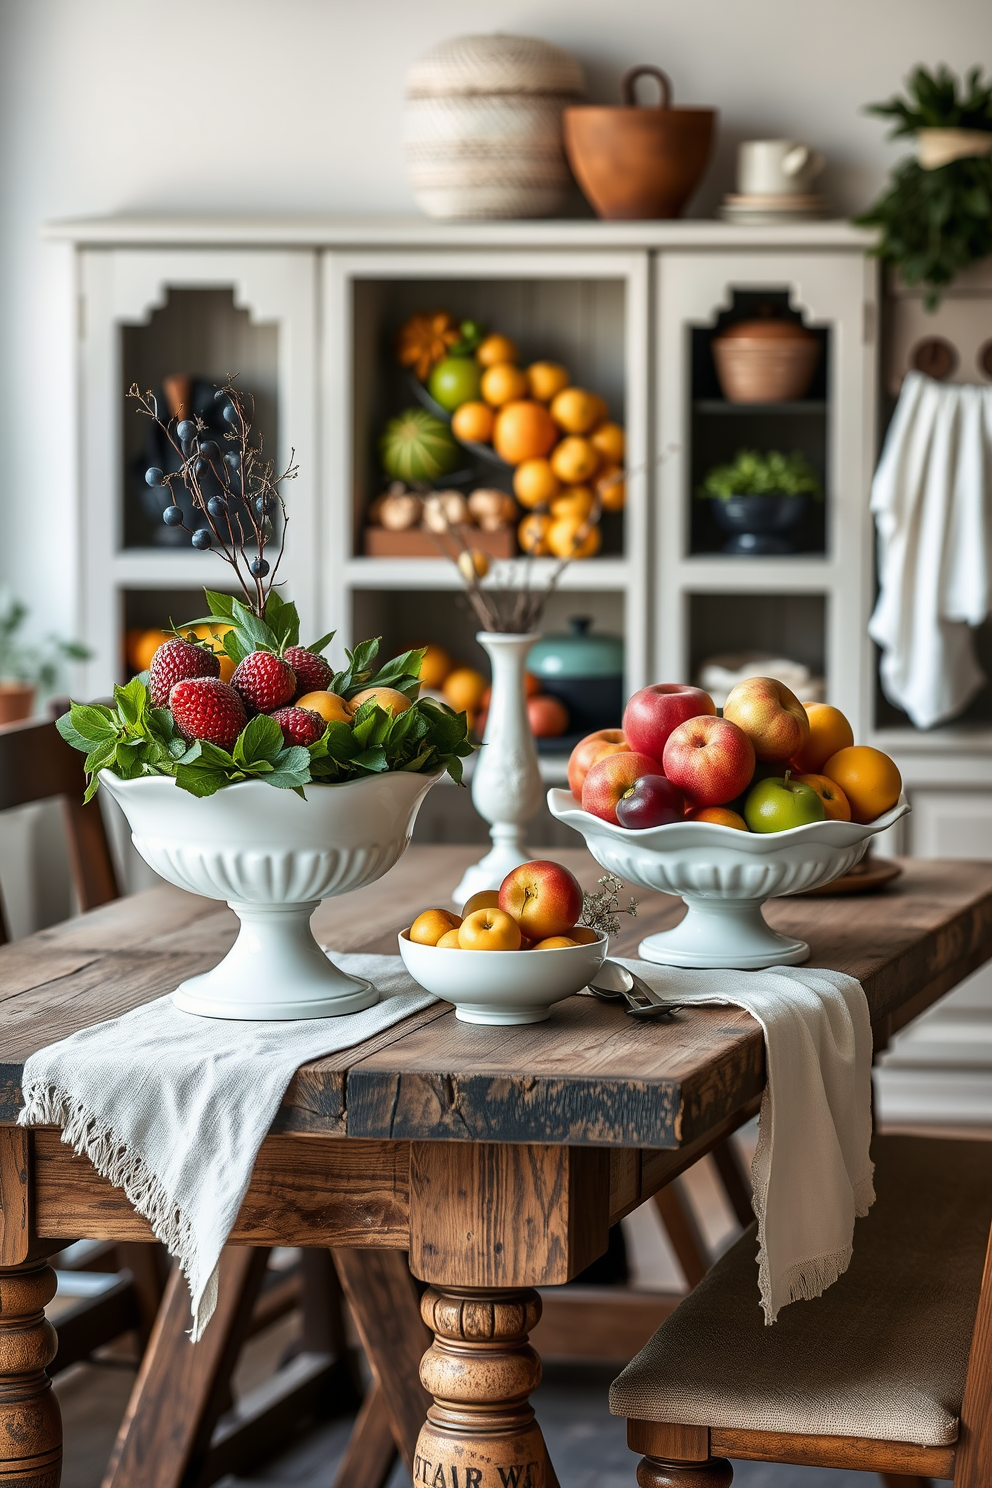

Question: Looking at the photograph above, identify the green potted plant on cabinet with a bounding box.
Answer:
[699,449,821,555]
[0,597,91,724]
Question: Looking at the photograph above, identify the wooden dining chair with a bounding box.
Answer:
[0,711,119,941]
[610,1133,992,1488]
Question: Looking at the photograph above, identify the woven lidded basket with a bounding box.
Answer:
[404,33,585,220]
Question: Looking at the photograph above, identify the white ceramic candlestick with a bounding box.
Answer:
[453,631,543,906]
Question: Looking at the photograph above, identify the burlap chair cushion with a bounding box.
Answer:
[611,1135,992,1446]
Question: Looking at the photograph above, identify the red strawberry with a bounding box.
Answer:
[285,646,331,699]
[169,678,246,751]
[231,652,296,713]
[270,706,325,747]
[149,637,219,707]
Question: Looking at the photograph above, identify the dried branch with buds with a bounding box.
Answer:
[130,380,298,618]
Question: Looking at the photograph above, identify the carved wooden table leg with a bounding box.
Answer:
[636,1456,733,1488]
[415,1285,554,1488]
[0,1261,60,1488]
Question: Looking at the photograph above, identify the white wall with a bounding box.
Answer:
[0,0,987,638]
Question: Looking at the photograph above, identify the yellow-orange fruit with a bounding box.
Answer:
[550,436,600,485]
[550,387,603,435]
[296,690,351,723]
[547,514,602,559]
[418,644,453,690]
[461,890,500,916]
[443,667,488,713]
[436,928,464,949]
[822,746,902,824]
[458,907,522,951]
[409,908,461,946]
[526,361,570,402]
[513,457,560,509]
[348,686,413,717]
[476,333,519,368]
[518,512,552,555]
[596,464,626,512]
[550,485,595,522]
[481,362,528,407]
[533,936,578,949]
[590,422,625,464]
[451,400,495,443]
[493,400,559,463]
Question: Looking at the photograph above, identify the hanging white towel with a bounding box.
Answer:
[868,371,992,729]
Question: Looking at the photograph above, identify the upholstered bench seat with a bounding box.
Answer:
[611,1135,992,1447]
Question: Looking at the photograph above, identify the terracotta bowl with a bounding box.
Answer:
[564,66,716,220]
[712,319,821,403]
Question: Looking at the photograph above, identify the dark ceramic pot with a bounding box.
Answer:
[710,494,809,555]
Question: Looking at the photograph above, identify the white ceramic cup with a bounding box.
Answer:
[737,140,825,197]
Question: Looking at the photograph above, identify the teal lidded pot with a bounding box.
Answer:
[528,616,624,734]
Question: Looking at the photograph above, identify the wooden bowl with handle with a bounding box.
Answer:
[563,67,716,220]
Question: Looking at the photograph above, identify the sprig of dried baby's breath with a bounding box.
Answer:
[579,873,637,938]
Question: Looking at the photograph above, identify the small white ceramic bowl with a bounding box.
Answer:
[398,930,608,1024]
[548,787,910,970]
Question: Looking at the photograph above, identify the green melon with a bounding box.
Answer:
[380,409,460,482]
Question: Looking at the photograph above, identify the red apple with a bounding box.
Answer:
[499,859,583,941]
[615,774,685,829]
[622,684,716,762]
[567,728,630,799]
[527,693,569,738]
[662,716,755,807]
[722,676,810,763]
[581,751,660,825]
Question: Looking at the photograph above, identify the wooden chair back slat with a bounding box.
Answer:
[0,715,119,931]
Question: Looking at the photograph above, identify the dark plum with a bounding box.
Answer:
[615,774,684,830]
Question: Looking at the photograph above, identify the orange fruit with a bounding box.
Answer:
[570,925,600,944]
[451,400,495,443]
[295,691,351,723]
[477,333,519,368]
[688,806,749,829]
[410,908,461,946]
[533,936,578,949]
[547,515,601,560]
[588,393,609,425]
[590,422,625,464]
[793,773,851,822]
[418,644,453,690]
[551,436,600,485]
[348,686,414,717]
[130,628,170,673]
[458,549,490,581]
[513,457,560,508]
[791,703,855,774]
[550,485,595,522]
[596,464,626,512]
[526,361,570,402]
[550,387,603,435]
[518,512,552,555]
[462,890,500,916]
[217,653,236,684]
[480,362,528,407]
[493,400,558,463]
[822,746,902,824]
[443,666,488,713]
[458,907,522,951]
[436,928,464,949]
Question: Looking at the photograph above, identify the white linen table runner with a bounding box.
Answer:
[18,954,436,1338]
[615,959,875,1323]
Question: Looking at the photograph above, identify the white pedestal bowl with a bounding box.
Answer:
[547,788,909,970]
[102,769,441,1019]
[398,931,608,1024]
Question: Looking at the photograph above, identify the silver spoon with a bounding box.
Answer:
[587,960,685,1020]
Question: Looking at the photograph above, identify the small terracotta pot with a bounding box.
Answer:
[563,66,716,220]
[0,683,35,725]
[712,319,821,403]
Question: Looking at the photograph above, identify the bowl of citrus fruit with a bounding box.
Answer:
[548,677,909,970]
[398,860,607,1024]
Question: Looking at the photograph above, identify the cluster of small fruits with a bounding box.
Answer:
[419,644,568,739]
[570,678,903,832]
[409,860,597,952]
[389,313,626,561]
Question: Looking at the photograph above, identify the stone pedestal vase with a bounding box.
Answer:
[101,769,440,1020]
[404,34,584,220]
[453,632,543,906]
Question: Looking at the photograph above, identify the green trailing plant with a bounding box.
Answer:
[854,65,992,306]
[0,596,90,688]
[699,450,822,501]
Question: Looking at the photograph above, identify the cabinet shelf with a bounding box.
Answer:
[344,556,633,592]
[693,399,827,416]
[675,556,837,591]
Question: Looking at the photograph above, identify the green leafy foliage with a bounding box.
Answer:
[855,66,992,305]
[699,449,822,501]
[0,594,91,688]
[56,592,475,799]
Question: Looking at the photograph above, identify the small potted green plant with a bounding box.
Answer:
[0,597,91,724]
[698,449,821,555]
[854,65,992,307]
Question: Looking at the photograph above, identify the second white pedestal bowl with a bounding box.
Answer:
[102,769,441,1019]
[548,788,909,969]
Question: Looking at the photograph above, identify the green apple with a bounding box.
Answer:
[744,775,826,833]
[427,356,482,412]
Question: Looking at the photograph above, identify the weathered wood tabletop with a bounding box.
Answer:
[2,845,992,1488]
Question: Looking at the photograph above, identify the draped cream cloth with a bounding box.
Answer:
[869,371,992,729]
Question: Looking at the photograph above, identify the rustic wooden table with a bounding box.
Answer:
[3,845,992,1488]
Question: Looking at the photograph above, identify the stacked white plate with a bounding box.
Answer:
[720,192,826,225]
